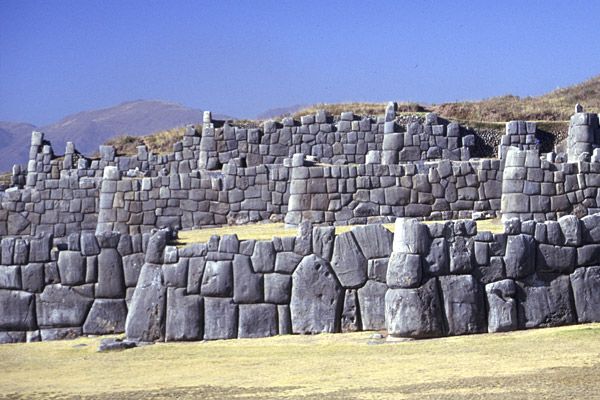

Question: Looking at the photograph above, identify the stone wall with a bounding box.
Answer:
[285,159,502,225]
[385,216,600,338]
[497,120,540,160]
[0,223,395,343]
[501,148,600,221]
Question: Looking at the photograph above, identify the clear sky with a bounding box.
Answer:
[2,0,600,125]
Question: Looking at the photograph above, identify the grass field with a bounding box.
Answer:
[0,324,599,399]
[176,219,505,245]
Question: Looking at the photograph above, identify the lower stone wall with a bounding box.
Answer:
[385,216,600,338]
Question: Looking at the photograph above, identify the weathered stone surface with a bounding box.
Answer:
[0,289,37,330]
[201,261,233,297]
[341,289,360,332]
[330,231,367,288]
[517,276,576,329]
[386,252,421,288]
[504,234,535,279]
[351,224,393,259]
[536,244,576,274]
[290,255,343,333]
[29,233,53,262]
[251,241,276,273]
[570,266,600,323]
[274,251,303,274]
[125,264,166,342]
[424,238,449,276]
[449,237,473,274]
[233,255,262,303]
[145,229,168,264]
[57,251,86,286]
[577,245,600,266]
[385,278,444,338]
[21,263,44,293]
[36,284,93,327]
[165,288,203,341]
[204,297,238,340]
[96,248,125,298]
[83,299,127,334]
[0,265,21,289]
[264,273,291,304]
[277,304,291,334]
[558,215,582,246]
[162,258,188,288]
[98,337,137,352]
[40,327,82,341]
[80,232,100,256]
[123,253,145,287]
[485,279,518,333]
[312,226,335,261]
[357,280,387,330]
[439,275,486,335]
[367,257,388,283]
[238,304,278,338]
[393,218,430,254]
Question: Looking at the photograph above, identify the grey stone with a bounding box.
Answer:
[204,297,238,340]
[233,255,263,303]
[40,327,82,341]
[351,224,393,259]
[0,289,37,330]
[274,251,303,274]
[145,229,168,264]
[393,218,430,254]
[96,248,125,298]
[449,237,473,274]
[485,279,518,333]
[504,234,535,279]
[330,231,367,288]
[80,232,100,256]
[201,261,233,297]
[357,280,387,330]
[312,226,335,261]
[162,258,188,288]
[186,257,206,294]
[536,244,576,274]
[290,255,343,333]
[558,215,582,246]
[251,241,276,273]
[517,276,576,329]
[581,214,600,242]
[97,231,120,248]
[264,273,291,304]
[439,275,486,335]
[570,266,600,323]
[57,251,86,286]
[98,337,137,352]
[123,253,145,287]
[341,289,360,332]
[386,252,421,288]
[577,245,600,266]
[385,278,444,338]
[36,284,93,327]
[278,305,292,334]
[165,288,203,341]
[21,263,44,293]
[83,299,128,334]
[424,238,449,276]
[125,263,166,342]
[238,304,278,338]
[0,266,21,289]
[367,257,388,283]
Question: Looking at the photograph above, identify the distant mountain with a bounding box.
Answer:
[256,104,307,120]
[0,100,231,171]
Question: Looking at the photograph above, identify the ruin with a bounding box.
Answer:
[1,103,599,344]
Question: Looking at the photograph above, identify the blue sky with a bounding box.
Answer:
[1,0,600,125]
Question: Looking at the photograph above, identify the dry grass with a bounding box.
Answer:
[432,75,600,122]
[176,219,504,246]
[0,323,599,399]
[106,125,200,156]
[292,102,427,119]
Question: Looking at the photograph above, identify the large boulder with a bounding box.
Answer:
[439,275,486,335]
[201,261,233,297]
[423,238,449,276]
[238,304,278,338]
[57,251,86,286]
[517,275,576,329]
[504,234,535,279]
[36,284,93,328]
[385,278,444,338]
[83,299,128,334]
[330,232,367,288]
[96,248,125,298]
[357,280,387,330]
[251,241,276,273]
[264,273,292,304]
[125,264,166,342]
[449,237,473,274]
[386,252,421,288]
[0,289,37,330]
[393,218,430,254]
[312,226,335,261]
[204,297,238,340]
[485,279,518,333]
[570,266,600,323]
[290,255,343,333]
[233,255,263,303]
[536,245,576,274]
[165,288,203,341]
[351,224,393,259]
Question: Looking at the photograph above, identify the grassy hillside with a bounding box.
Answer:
[0,324,598,399]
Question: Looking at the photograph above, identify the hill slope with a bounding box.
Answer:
[0,100,230,171]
